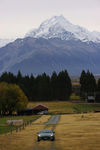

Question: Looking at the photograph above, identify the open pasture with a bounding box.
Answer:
[0,115,40,134]
[55,113,100,150]
[28,101,100,114]
[1,113,100,150]
[0,115,51,150]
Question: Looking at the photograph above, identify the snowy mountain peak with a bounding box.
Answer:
[25,15,100,43]
[40,15,70,27]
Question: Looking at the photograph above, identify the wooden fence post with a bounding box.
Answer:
[22,123,25,129]
[16,127,18,132]
[10,128,12,134]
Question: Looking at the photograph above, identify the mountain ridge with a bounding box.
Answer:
[0,37,100,75]
[25,15,100,43]
[0,38,15,48]
[0,15,100,75]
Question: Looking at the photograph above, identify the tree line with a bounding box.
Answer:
[80,70,100,102]
[1,69,100,115]
[1,69,100,103]
[0,70,72,101]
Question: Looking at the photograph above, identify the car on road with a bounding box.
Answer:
[37,129,55,141]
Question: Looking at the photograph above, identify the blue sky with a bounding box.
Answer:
[0,0,100,38]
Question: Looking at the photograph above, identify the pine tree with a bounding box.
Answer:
[57,70,72,100]
[80,70,96,98]
[50,72,58,100]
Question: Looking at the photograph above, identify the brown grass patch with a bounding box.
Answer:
[33,115,50,124]
[0,115,51,150]
[28,101,75,114]
[55,113,100,150]
[1,113,100,150]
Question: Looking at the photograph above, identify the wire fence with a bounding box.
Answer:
[4,117,40,135]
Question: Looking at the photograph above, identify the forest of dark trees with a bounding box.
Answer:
[0,70,72,101]
[1,70,100,102]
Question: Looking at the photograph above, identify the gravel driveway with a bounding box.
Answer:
[34,115,60,150]
[46,115,60,125]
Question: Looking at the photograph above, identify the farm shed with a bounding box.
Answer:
[87,96,95,103]
[18,104,48,115]
[33,104,48,114]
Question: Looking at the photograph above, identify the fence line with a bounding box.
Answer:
[9,119,35,134]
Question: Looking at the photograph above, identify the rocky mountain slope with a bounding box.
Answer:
[0,37,100,75]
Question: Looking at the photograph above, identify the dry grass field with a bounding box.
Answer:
[1,113,100,150]
[28,101,75,114]
[28,101,100,114]
[0,115,51,150]
[55,113,100,150]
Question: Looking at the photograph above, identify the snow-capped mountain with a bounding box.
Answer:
[0,39,15,48]
[0,15,100,75]
[26,15,100,43]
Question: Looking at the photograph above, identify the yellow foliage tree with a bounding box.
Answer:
[0,82,28,115]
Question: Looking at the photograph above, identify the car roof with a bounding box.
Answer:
[39,129,53,133]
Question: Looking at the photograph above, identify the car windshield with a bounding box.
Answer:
[40,130,53,133]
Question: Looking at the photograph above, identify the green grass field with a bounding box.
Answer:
[0,115,40,134]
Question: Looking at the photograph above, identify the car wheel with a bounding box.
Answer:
[51,137,55,141]
[37,138,40,142]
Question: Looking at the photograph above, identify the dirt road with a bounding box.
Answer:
[34,115,60,150]
[46,115,60,125]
